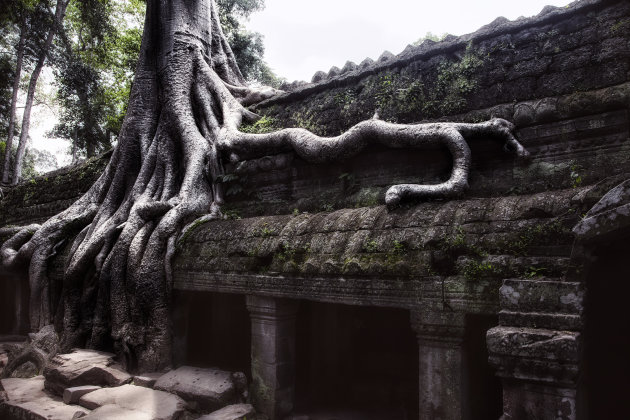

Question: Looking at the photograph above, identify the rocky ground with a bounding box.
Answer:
[0,338,259,420]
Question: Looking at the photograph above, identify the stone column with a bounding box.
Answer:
[411,310,467,420]
[246,295,298,420]
[487,278,583,420]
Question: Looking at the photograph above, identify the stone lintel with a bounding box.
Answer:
[411,310,466,345]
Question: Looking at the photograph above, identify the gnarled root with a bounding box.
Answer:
[218,117,529,206]
[0,0,530,373]
[0,325,59,379]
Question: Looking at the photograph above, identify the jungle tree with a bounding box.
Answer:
[1,0,529,372]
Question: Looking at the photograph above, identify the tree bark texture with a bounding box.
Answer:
[1,16,27,184]
[11,0,70,185]
[1,0,529,372]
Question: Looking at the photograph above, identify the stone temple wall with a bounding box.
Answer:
[2,0,630,418]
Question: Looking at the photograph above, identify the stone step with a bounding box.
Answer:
[154,366,245,412]
[0,376,90,419]
[43,349,132,396]
[79,383,186,420]
[499,277,583,314]
[198,403,256,420]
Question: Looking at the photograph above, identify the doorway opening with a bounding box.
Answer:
[293,301,418,420]
[172,290,251,376]
[580,237,630,419]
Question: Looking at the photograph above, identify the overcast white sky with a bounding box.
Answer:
[247,0,572,82]
[32,0,572,167]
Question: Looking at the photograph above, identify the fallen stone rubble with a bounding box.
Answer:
[0,346,261,420]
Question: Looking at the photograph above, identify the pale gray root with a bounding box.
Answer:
[0,0,529,374]
[218,117,529,206]
[222,81,284,107]
[0,325,59,379]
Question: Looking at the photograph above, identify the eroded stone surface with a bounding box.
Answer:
[63,385,101,404]
[44,349,132,396]
[133,372,164,388]
[82,404,157,420]
[0,376,90,419]
[154,366,237,411]
[78,383,186,420]
[574,179,630,242]
[198,403,256,420]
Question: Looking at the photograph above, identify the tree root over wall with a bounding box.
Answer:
[0,0,529,373]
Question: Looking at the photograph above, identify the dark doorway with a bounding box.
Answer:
[0,270,29,335]
[294,301,418,420]
[464,313,503,420]
[581,238,630,419]
[172,290,250,376]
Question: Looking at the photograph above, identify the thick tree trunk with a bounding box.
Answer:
[11,0,69,185]
[1,16,27,184]
[1,0,528,374]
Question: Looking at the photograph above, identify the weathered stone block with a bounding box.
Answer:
[132,372,163,388]
[1,376,90,420]
[43,349,132,396]
[499,279,584,314]
[198,403,256,420]
[63,385,101,404]
[78,384,186,420]
[153,366,237,412]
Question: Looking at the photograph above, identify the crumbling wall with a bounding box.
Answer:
[2,0,629,417]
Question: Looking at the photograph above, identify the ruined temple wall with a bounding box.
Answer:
[255,0,627,133]
[216,0,630,218]
[1,0,628,228]
[2,2,629,417]
[0,152,109,230]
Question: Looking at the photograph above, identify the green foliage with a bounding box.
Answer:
[462,260,500,281]
[240,116,276,134]
[258,223,275,237]
[362,42,483,121]
[385,239,407,265]
[216,173,260,198]
[222,208,241,220]
[363,239,378,253]
[0,140,52,181]
[525,266,547,278]
[439,226,485,258]
[216,0,284,87]
[569,161,583,188]
[506,220,572,255]
[176,216,210,250]
[51,0,144,158]
[275,242,309,264]
[413,31,447,46]
[391,240,406,254]
[610,18,630,34]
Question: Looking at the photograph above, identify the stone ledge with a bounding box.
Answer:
[487,326,580,386]
[499,278,584,314]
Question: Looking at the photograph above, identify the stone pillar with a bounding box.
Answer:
[487,278,583,420]
[246,295,298,420]
[411,310,467,420]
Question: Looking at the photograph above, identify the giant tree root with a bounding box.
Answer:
[0,0,530,372]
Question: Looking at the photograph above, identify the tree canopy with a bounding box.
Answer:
[0,0,281,181]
